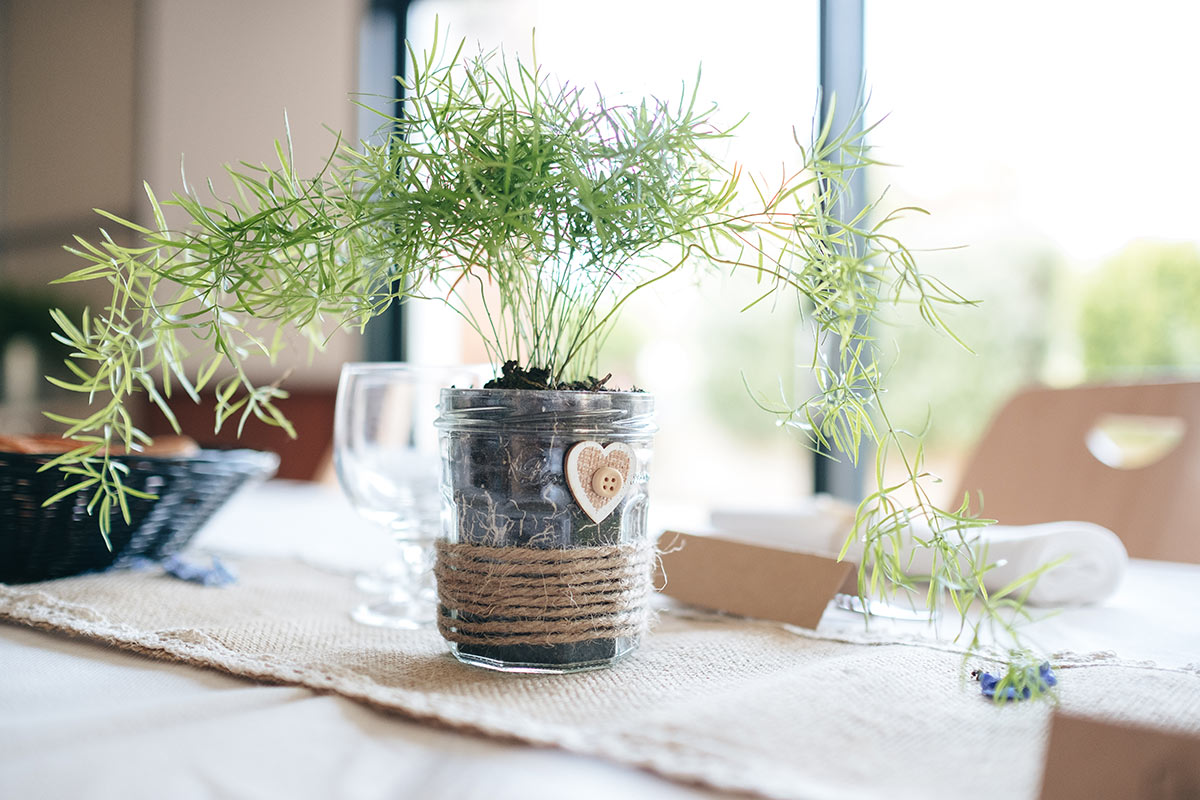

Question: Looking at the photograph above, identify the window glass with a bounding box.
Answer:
[865,1,1200,503]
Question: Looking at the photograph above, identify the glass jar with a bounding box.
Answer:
[434,388,656,672]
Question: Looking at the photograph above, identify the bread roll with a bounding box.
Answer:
[0,433,201,457]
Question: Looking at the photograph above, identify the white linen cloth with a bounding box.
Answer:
[710,499,1129,606]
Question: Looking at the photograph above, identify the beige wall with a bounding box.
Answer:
[2,0,137,231]
[1,0,366,386]
[143,0,365,386]
[140,0,359,223]
[1,0,137,293]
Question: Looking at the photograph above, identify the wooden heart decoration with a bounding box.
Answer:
[564,441,635,524]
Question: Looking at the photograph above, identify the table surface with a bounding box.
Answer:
[3,481,1198,800]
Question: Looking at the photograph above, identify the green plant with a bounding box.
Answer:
[1079,240,1200,377]
[878,242,1060,451]
[43,27,1045,681]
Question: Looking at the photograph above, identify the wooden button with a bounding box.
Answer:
[591,466,624,498]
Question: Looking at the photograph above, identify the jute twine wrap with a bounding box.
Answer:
[434,540,654,645]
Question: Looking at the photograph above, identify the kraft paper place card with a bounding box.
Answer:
[1038,711,1200,799]
[655,531,855,629]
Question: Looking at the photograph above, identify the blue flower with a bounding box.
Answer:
[161,554,237,586]
[976,661,1056,702]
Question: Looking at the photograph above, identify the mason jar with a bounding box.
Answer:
[434,388,656,672]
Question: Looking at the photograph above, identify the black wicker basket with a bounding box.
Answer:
[0,448,279,584]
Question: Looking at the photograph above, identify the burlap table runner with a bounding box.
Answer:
[3,557,1198,800]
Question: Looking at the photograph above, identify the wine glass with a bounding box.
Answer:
[334,362,487,629]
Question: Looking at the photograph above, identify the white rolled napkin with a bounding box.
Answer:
[709,500,1128,607]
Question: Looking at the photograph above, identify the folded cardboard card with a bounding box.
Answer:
[1039,711,1200,799]
[655,531,856,630]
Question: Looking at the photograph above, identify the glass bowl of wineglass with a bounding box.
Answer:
[334,362,489,629]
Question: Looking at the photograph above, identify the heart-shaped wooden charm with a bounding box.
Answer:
[564,441,635,524]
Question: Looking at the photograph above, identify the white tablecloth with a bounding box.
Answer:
[2,481,1198,800]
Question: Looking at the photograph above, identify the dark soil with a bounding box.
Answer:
[484,360,635,392]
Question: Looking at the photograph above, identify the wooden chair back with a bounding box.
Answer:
[952,381,1200,563]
